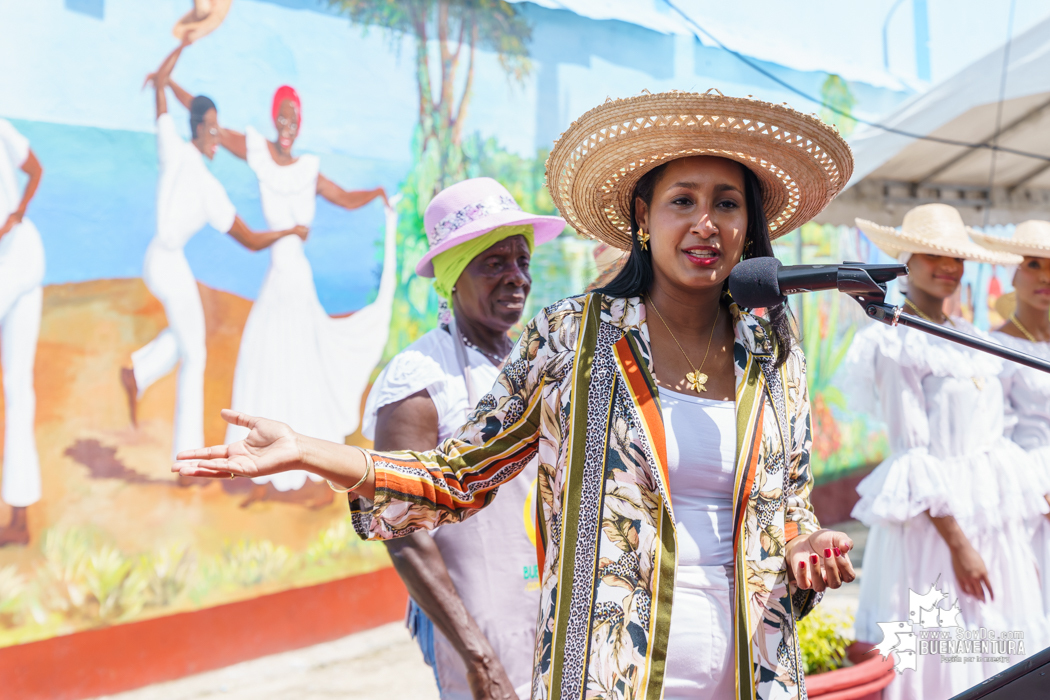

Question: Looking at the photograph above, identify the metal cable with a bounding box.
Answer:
[662,0,1050,164]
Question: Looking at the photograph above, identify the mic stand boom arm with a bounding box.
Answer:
[840,266,1050,375]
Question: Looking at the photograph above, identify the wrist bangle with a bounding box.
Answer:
[327,446,374,494]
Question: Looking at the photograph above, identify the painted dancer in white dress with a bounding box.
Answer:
[164,78,394,506]
[848,204,1049,700]
[0,117,44,547]
[123,43,308,461]
[971,220,1050,613]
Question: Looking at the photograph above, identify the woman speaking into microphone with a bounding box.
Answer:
[174,90,856,700]
[849,204,1048,700]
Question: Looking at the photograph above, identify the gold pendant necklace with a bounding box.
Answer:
[646,295,720,393]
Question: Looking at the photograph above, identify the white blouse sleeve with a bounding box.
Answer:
[846,326,955,525]
[362,348,448,440]
[155,114,181,170]
[244,126,271,175]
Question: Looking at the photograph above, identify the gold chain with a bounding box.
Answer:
[646,295,720,393]
[1010,314,1043,343]
[904,298,953,327]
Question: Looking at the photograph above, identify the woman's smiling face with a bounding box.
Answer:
[907,253,964,301]
[275,99,299,153]
[635,156,749,294]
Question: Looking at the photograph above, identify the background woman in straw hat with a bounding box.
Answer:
[973,220,1050,614]
[163,65,396,507]
[364,177,564,700]
[849,204,1048,700]
[173,90,857,700]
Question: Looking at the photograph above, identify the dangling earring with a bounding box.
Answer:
[637,229,650,251]
[452,285,457,293]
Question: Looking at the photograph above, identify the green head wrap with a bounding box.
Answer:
[432,225,535,301]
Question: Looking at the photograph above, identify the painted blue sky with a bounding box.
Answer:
[1,0,921,313]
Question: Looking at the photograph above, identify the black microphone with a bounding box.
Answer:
[728,258,909,309]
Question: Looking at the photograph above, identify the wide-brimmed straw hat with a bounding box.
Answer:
[544,89,854,249]
[416,177,566,277]
[173,0,233,43]
[856,204,1021,265]
[971,220,1050,259]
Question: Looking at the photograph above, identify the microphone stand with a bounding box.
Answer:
[840,266,1050,375]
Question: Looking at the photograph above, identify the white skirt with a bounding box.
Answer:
[856,515,1048,700]
[225,235,391,491]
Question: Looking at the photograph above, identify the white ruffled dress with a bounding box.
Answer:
[993,331,1050,612]
[225,128,397,492]
[846,318,1049,700]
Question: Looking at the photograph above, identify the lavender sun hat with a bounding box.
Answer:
[415,177,567,277]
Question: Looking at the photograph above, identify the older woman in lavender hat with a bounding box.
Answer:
[360,177,563,700]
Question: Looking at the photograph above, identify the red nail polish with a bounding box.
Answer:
[834,547,842,557]
[810,554,818,563]
[799,561,806,569]
[824,548,832,558]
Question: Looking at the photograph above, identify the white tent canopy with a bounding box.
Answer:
[821,14,1050,227]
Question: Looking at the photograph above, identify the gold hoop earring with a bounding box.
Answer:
[637,229,650,251]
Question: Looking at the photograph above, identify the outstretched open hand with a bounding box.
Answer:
[785,529,857,592]
[173,410,302,479]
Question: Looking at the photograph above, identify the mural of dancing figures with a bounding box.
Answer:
[122,42,308,460]
[0,119,44,547]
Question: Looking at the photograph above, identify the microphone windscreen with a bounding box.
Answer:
[728,257,787,309]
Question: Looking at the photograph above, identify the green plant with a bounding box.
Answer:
[37,528,147,624]
[0,565,27,627]
[797,607,854,675]
[211,540,293,589]
[136,544,196,608]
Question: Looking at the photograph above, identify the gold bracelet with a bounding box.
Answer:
[327,446,374,494]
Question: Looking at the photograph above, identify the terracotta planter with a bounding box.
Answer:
[806,643,896,700]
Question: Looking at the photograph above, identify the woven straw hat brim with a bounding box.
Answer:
[970,230,1050,259]
[173,0,233,42]
[545,90,854,249]
[856,219,1022,265]
[994,291,1017,320]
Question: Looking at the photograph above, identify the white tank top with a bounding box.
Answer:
[660,386,738,699]
[659,386,737,566]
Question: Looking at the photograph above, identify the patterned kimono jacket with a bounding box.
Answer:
[352,292,822,700]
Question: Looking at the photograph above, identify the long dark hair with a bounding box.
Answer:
[594,162,795,366]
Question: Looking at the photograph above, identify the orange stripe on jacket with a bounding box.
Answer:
[374,447,533,510]
[732,402,764,554]
[613,336,668,487]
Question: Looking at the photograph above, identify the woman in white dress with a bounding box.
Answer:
[848,204,1049,700]
[167,81,395,506]
[972,220,1050,612]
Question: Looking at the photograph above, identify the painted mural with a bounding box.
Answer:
[0,0,914,648]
